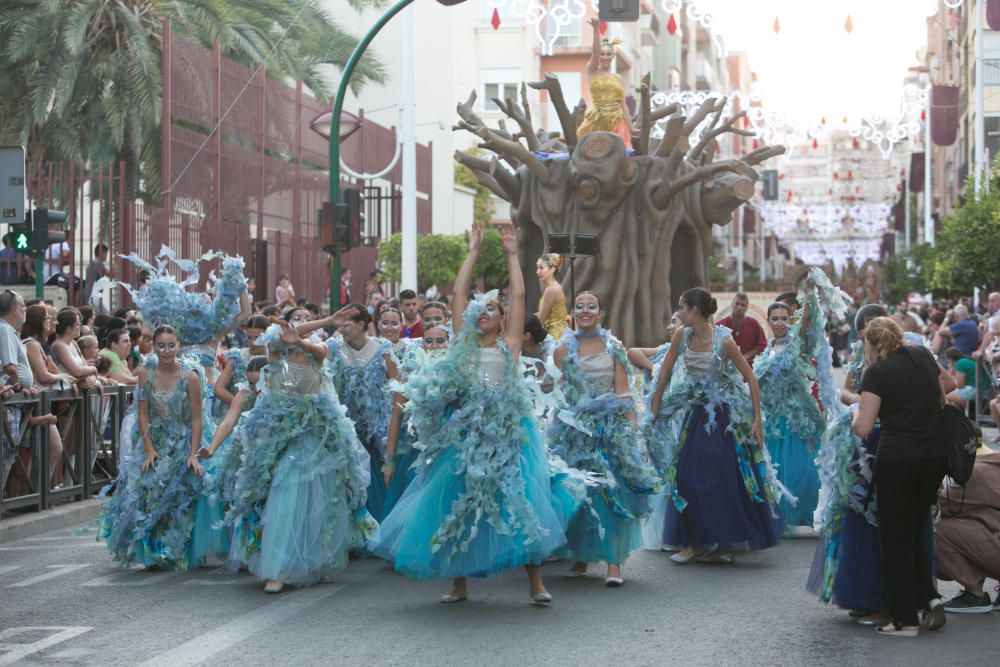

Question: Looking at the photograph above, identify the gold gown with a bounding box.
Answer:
[577,74,632,149]
[540,291,569,340]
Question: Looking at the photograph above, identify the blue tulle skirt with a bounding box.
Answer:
[369,417,574,579]
[807,508,936,611]
[362,435,388,523]
[228,434,372,586]
[767,416,821,527]
[663,406,783,551]
[561,488,648,565]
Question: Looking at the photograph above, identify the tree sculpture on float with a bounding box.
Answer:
[453,74,785,347]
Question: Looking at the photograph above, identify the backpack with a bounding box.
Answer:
[939,402,980,486]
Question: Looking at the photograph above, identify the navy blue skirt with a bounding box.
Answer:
[663,405,783,551]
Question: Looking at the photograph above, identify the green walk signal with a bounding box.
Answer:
[14,231,29,250]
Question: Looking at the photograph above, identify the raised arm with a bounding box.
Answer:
[650,327,685,415]
[213,359,238,406]
[586,17,601,72]
[452,222,484,336]
[269,317,327,364]
[501,225,525,354]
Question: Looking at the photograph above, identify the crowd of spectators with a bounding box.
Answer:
[1,289,151,505]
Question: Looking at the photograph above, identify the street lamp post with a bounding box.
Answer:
[326,0,417,315]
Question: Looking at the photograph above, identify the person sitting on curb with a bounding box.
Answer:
[938,450,1000,614]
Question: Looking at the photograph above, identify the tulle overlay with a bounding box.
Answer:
[548,329,656,564]
[810,343,879,603]
[326,338,393,522]
[646,326,787,515]
[370,299,587,578]
[767,417,820,527]
[99,359,225,569]
[224,360,376,585]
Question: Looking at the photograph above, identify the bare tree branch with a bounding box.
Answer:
[650,103,679,123]
[493,95,540,151]
[638,73,651,155]
[688,110,754,161]
[654,113,686,157]
[489,156,520,202]
[653,159,749,208]
[742,144,787,166]
[528,73,577,148]
[456,89,486,129]
[476,127,550,184]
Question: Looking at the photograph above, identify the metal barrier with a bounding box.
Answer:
[1,385,130,515]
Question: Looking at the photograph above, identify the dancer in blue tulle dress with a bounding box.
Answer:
[550,292,658,586]
[806,304,936,625]
[99,326,218,569]
[224,318,376,593]
[382,324,450,517]
[326,305,398,522]
[371,223,584,606]
[754,269,845,530]
[648,288,785,564]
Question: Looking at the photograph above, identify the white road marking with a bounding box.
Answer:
[0,627,93,666]
[137,583,348,667]
[0,566,20,575]
[0,544,103,551]
[7,564,90,588]
[82,569,180,587]
[19,535,97,542]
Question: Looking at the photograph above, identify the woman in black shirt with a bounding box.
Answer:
[852,317,955,637]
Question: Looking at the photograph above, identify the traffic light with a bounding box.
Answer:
[31,208,66,252]
[343,187,364,249]
[761,170,779,201]
[599,0,640,22]
[8,221,31,252]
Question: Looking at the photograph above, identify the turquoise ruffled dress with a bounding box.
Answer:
[370,301,586,579]
[754,336,825,528]
[326,337,393,522]
[99,359,225,569]
[548,330,657,565]
[383,348,437,517]
[224,356,377,586]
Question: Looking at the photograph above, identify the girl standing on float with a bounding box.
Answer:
[224,318,376,593]
[807,304,942,627]
[754,269,844,532]
[213,315,269,424]
[371,223,581,606]
[382,323,451,517]
[550,291,657,586]
[536,253,568,340]
[325,304,398,522]
[99,325,213,569]
[649,288,783,564]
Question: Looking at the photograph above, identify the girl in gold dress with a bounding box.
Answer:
[536,253,568,340]
[577,18,635,149]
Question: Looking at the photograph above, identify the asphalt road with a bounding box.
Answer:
[1,522,997,667]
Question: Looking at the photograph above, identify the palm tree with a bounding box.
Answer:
[0,0,386,200]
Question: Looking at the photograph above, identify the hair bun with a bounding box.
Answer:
[709,298,718,315]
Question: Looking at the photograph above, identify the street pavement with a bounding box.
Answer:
[1,522,997,666]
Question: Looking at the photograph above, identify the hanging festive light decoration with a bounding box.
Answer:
[491,7,501,30]
[666,13,678,35]
[759,204,803,237]
[844,14,854,33]
[773,15,781,33]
